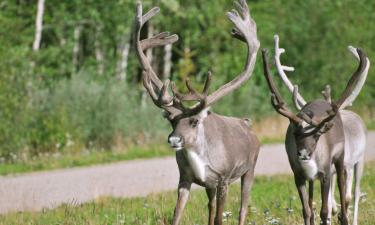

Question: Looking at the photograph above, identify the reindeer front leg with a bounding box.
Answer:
[320,174,331,225]
[214,182,228,225]
[309,180,315,225]
[295,176,312,225]
[172,181,191,225]
[206,188,217,225]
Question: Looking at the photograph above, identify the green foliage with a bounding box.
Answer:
[0,0,374,158]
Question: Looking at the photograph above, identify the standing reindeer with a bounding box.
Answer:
[134,1,260,225]
[272,35,370,225]
[261,43,369,225]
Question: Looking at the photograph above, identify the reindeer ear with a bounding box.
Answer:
[317,122,334,135]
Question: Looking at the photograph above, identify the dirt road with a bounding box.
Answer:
[0,132,374,214]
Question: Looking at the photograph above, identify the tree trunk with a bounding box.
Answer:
[95,26,105,76]
[72,24,82,74]
[116,35,130,81]
[162,44,172,80]
[33,0,45,51]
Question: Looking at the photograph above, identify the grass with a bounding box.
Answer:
[0,144,173,176]
[1,162,375,225]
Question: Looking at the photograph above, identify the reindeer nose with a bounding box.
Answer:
[168,135,182,145]
[298,149,310,160]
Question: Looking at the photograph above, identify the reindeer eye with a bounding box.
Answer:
[189,118,199,127]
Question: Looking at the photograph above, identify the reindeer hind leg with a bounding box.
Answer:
[353,158,364,225]
[335,162,349,225]
[238,169,255,225]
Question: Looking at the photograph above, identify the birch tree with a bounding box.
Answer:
[162,44,172,80]
[95,25,105,76]
[33,0,45,52]
[72,24,82,74]
[116,35,130,81]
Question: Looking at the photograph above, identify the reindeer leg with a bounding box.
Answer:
[295,176,312,225]
[328,178,334,223]
[214,182,228,225]
[345,168,354,212]
[308,180,315,225]
[353,159,364,225]
[330,173,338,215]
[320,174,331,225]
[336,162,349,225]
[238,169,255,225]
[206,188,217,225]
[171,181,191,225]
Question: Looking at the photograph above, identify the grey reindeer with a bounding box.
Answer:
[272,35,370,225]
[261,45,369,225]
[134,1,260,225]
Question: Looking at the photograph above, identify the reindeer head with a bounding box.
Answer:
[262,44,369,160]
[134,0,259,151]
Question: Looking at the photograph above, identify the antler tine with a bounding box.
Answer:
[202,71,212,95]
[335,48,369,109]
[321,85,332,103]
[337,46,370,109]
[142,72,174,106]
[142,71,158,101]
[171,71,212,102]
[274,34,307,109]
[205,0,260,106]
[262,49,302,124]
[293,85,302,110]
[140,32,178,51]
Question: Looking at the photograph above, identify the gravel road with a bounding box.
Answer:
[0,132,374,214]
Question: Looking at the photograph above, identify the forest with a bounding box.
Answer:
[0,0,374,160]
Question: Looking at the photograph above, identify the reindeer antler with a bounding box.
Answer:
[262,49,302,124]
[206,0,260,106]
[274,35,306,110]
[337,46,370,109]
[263,37,370,134]
[263,49,337,129]
[135,0,259,120]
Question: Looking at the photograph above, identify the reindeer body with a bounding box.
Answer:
[267,35,370,225]
[341,110,367,168]
[134,1,260,224]
[285,100,345,181]
[283,100,349,225]
[285,103,367,225]
[176,112,260,188]
[261,43,369,224]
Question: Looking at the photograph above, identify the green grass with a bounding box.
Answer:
[1,162,375,225]
[0,144,172,176]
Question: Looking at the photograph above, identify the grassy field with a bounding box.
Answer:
[1,162,374,224]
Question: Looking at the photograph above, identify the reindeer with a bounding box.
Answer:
[134,1,260,224]
[272,35,370,225]
[261,44,369,225]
